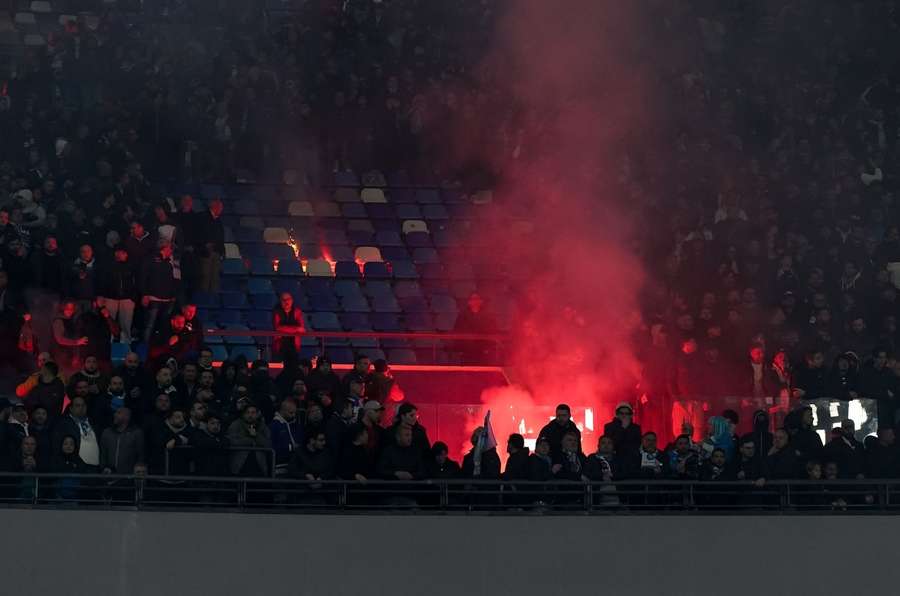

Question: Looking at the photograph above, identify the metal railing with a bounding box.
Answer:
[164,445,276,477]
[203,329,506,364]
[1,475,899,514]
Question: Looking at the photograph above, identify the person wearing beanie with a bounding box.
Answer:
[603,402,642,457]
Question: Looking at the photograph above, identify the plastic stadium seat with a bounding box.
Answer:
[429,294,458,313]
[335,171,359,186]
[340,313,372,331]
[340,294,371,313]
[288,201,314,217]
[220,291,248,309]
[447,262,475,280]
[235,200,260,216]
[277,259,304,276]
[396,204,423,220]
[302,278,333,297]
[390,260,419,280]
[306,259,333,277]
[367,204,395,220]
[263,227,290,244]
[210,345,229,361]
[433,231,455,248]
[388,349,417,365]
[240,244,264,258]
[402,220,429,234]
[250,293,276,310]
[341,203,367,219]
[331,246,356,262]
[399,296,429,313]
[405,232,432,247]
[222,259,248,276]
[414,189,441,204]
[363,281,393,299]
[420,263,446,280]
[234,228,262,243]
[229,345,259,361]
[265,244,295,260]
[274,278,303,295]
[319,229,348,245]
[405,313,435,331]
[310,312,341,331]
[246,310,273,330]
[363,262,390,279]
[216,310,243,325]
[334,280,363,298]
[348,230,374,246]
[372,294,401,313]
[423,204,449,220]
[334,188,359,203]
[380,246,411,262]
[310,294,340,312]
[354,246,383,264]
[15,12,36,26]
[248,278,274,295]
[375,231,403,247]
[223,325,254,345]
[435,311,458,332]
[314,202,341,218]
[394,281,423,299]
[193,292,219,309]
[360,188,387,203]
[247,258,274,276]
[240,216,265,230]
[412,247,439,264]
[224,243,241,259]
[223,227,236,243]
[371,313,402,332]
[347,219,375,233]
[331,261,359,279]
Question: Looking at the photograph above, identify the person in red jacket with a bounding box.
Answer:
[272,292,305,361]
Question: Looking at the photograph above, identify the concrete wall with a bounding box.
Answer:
[2,510,897,596]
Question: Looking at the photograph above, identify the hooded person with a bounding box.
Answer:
[701,416,734,462]
[603,402,641,457]
[741,410,773,457]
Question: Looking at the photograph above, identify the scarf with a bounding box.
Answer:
[564,450,582,473]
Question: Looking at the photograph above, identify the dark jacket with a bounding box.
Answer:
[538,419,581,459]
[140,254,178,299]
[33,250,65,294]
[67,259,98,300]
[99,426,145,474]
[147,421,191,475]
[100,260,138,300]
[339,443,374,479]
[551,449,587,481]
[791,427,824,463]
[269,414,302,468]
[191,430,230,477]
[461,447,501,479]
[827,367,860,400]
[603,418,642,457]
[626,448,670,479]
[376,443,426,480]
[733,455,765,481]
[196,211,225,256]
[582,453,621,481]
[384,423,431,459]
[865,441,899,478]
[822,435,865,478]
[426,456,461,480]
[527,453,554,482]
[503,449,531,481]
[124,233,155,269]
[765,447,799,479]
[741,410,774,457]
[25,378,65,421]
[288,447,334,479]
[793,365,827,400]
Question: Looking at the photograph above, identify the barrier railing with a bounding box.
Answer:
[164,445,276,478]
[0,475,898,514]
[203,328,506,364]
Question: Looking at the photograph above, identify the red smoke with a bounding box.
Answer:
[425,0,669,457]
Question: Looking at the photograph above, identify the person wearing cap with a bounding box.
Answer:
[603,402,642,457]
[306,356,342,401]
[139,239,179,346]
[462,426,501,480]
[97,244,137,344]
[537,404,581,460]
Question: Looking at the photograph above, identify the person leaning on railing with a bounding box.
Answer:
[226,404,272,477]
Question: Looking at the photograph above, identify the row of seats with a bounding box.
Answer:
[205,343,429,366]
[220,257,504,282]
[201,310,458,334]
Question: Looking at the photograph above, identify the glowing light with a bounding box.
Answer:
[272,259,280,272]
[585,407,594,431]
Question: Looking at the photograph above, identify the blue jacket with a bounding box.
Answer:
[269,414,303,467]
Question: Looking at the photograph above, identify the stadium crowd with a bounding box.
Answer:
[1,0,900,508]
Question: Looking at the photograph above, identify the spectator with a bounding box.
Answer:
[150,313,196,365]
[10,435,44,474]
[68,355,107,400]
[51,300,88,372]
[67,244,97,309]
[827,353,861,400]
[124,221,154,273]
[342,354,372,398]
[583,435,621,482]
[790,407,824,463]
[603,402,641,457]
[50,435,88,498]
[386,402,431,459]
[360,400,385,461]
[226,404,272,477]
[51,396,100,472]
[116,353,150,414]
[325,398,355,461]
[627,432,668,479]
[701,416,735,462]
[454,292,498,363]
[24,362,65,421]
[145,367,180,414]
[99,407,144,475]
[552,430,586,482]
[861,348,899,426]
[377,425,426,481]
[288,429,334,482]
[741,410,774,458]
[793,350,828,401]
[666,434,700,480]
[822,426,865,480]
[365,359,395,404]
[502,434,530,481]
[339,423,374,481]
[97,245,137,344]
[427,441,461,479]
[528,436,554,482]
[272,292,305,362]
[270,398,302,476]
[537,403,581,459]
[306,356,342,401]
[733,438,764,482]
[461,426,501,479]
[157,410,192,476]
[765,429,798,480]
[77,299,120,364]
[6,402,29,455]
[865,427,898,479]
[195,198,224,293]
[192,413,230,477]
[140,239,179,346]
[28,405,51,460]
[699,448,733,481]
[32,236,64,295]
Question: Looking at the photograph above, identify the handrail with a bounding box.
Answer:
[164,445,276,478]
[204,329,505,342]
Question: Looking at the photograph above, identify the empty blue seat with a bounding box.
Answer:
[277,259,304,276]
[310,294,340,312]
[250,294,275,309]
[406,232,432,247]
[380,246,411,262]
[423,204,449,219]
[395,204,422,219]
[347,230,374,246]
[334,280,364,298]
[249,258,275,276]
[248,278,274,295]
[399,296,429,313]
[394,281,422,299]
[363,262,390,279]
[390,260,419,280]
[388,349,417,365]
[341,203,367,218]
[200,184,225,199]
[274,279,303,296]
[240,244,265,258]
[221,291,249,309]
[371,313,402,332]
[302,278,333,297]
[246,310,273,330]
[222,259,248,276]
[217,310,243,325]
[363,280,393,298]
[372,294,401,313]
[435,311,457,331]
[340,312,372,331]
[415,189,441,204]
[223,324,254,345]
[433,231,456,248]
[310,312,341,331]
[405,312,435,331]
[265,244,295,260]
[110,342,129,366]
[442,189,466,203]
[334,261,361,279]
[210,344,229,361]
[329,246,356,262]
[375,231,403,247]
[220,278,242,291]
[367,204,394,219]
[412,247,439,264]
[420,263,445,280]
[193,291,219,309]
[320,229,348,245]
[233,200,259,216]
[326,347,355,364]
[229,345,259,360]
[334,171,359,186]
[429,294,458,313]
[195,309,212,324]
[233,228,262,243]
[372,218,399,232]
[341,294,371,313]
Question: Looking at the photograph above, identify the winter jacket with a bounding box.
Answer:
[503,449,531,480]
[99,426,145,474]
[603,418,642,457]
[99,261,137,300]
[191,431,230,477]
[269,413,303,469]
[24,378,65,420]
[140,254,178,300]
[376,443,426,480]
[461,447,501,479]
[538,419,581,459]
[288,447,334,480]
[226,418,272,476]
